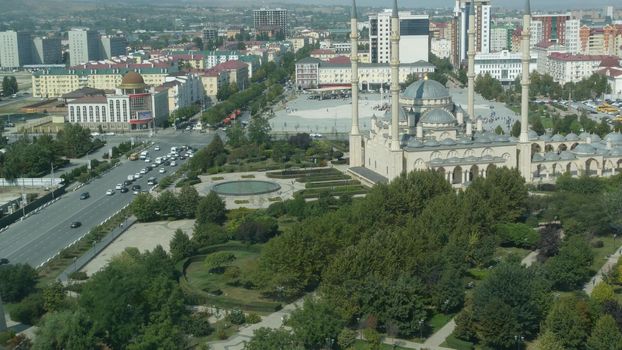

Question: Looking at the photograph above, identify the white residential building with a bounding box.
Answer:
[368,10,430,64]
[474,50,537,84]
[565,19,581,53]
[0,31,33,68]
[533,44,568,75]
[490,27,509,52]
[161,73,204,113]
[68,28,100,66]
[431,38,451,59]
[547,53,619,84]
[295,57,434,90]
[204,51,241,69]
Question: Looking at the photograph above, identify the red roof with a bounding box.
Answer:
[597,68,622,77]
[600,56,621,68]
[549,52,619,62]
[326,56,351,64]
[69,62,172,70]
[311,49,336,55]
[213,60,248,71]
[203,68,221,77]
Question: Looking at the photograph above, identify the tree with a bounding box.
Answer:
[247,116,272,145]
[0,263,39,302]
[132,193,159,222]
[544,294,592,350]
[2,76,18,96]
[537,330,566,350]
[196,191,226,225]
[157,190,180,218]
[494,125,504,135]
[56,123,94,158]
[592,282,616,304]
[469,261,550,348]
[337,328,357,349]
[178,185,200,219]
[587,315,622,350]
[32,310,99,350]
[544,235,594,290]
[287,298,344,349]
[537,225,561,261]
[226,122,247,148]
[170,229,195,262]
[9,292,45,325]
[42,281,65,312]
[192,36,203,50]
[204,252,235,273]
[511,121,521,138]
[244,328,303,350]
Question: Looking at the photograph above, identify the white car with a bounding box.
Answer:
[134,173,141,179]
[170,161,177,167]
[140,168,147,174]
[106,189,114,196]
[115,183,122,190]
[145,158,151,163]
[159,168,166,174]
[154,146,160,151]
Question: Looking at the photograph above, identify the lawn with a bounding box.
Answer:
[0,98,39,115]
[441,334,474,350]
[589,235,621,272]
[494,246,531,262]
[184,249,279,313]
[428,313,454,334]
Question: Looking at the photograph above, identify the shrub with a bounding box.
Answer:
[246,313,261,324]
[591,240,604,248]
[185,312,213,337]
[9,292,45,325]
[496,223,539,249]
[69,271,89,280]
[216,325,228,340]
[227,308,246,325]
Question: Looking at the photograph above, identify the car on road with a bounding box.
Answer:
[123,180,132,186]
[159,168,166,174]
[131,184,141,191]
[154,145,160,151]
[0,258,9,265]
[134,173,141,179]
[106,189,114,196]
[147,177,157,185]
[120,187,129,193]
[170,161,176,166]
[79,192,90,200]
[70,221,82,228]
[145,158,151,163]
[140,168,147,174]
[115,183,123,190]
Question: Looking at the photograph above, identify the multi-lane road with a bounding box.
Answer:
[0,130,215,268]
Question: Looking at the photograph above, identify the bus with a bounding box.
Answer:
[129,153,139,161]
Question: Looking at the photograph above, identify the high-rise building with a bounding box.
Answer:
[253,8,288,35]
[0,31,33,68]
[68,28,100,66]
[490,25,512,52]
[368,9,430,64]
[606,6,614,19]
[32,37,62,65]
[202,28,218,44]
[457,0,492,62]
[565,19,581,53]
[530,13,571,46]
[100,35,127,59]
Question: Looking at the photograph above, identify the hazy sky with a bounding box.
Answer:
[245,0,620,10]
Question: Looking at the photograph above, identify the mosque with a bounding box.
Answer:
[347,0,622,187]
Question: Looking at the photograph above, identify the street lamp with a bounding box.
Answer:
[419,318,425,339]
[514,335,524,350]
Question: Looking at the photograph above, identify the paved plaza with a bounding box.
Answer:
[81,219,194,275]
[270,89,519,135]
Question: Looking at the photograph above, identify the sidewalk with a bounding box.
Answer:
[584,245,622,295]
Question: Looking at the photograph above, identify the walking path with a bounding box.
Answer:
[584,244,622,295]
[206,298,305,350]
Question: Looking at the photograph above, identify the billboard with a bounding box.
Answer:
[136,111,153,120]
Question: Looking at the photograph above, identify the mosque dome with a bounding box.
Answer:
[119,71,146,90]
[407,139,424,148]
[573,144,596,155]
[544,152,560,161]
[540,134,552,142]
[532,154,544,161]
[590,134,602,142]
[560,151,576,160]
[605,132,622,144]
[610,147,622,157]
[420,109,456,125]
[551,134,565,142]
[579,132,590,141]
[402,79,450,100]
[565,133,579,141]
[441,138,456,146]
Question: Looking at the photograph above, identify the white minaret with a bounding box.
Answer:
[467,0,476,121]
[518,0,533,180]
[390,0,400,151]
[349,0,363,167]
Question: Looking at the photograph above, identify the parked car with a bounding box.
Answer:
[154,145,160,151]
[140,168,147,174]
[79,192,90,200]
[0,258,9,265]
[159,168,166,174]
[115,183,123,190]
[106,189,114,196]
[123,180,132,186]
[70,221,82,228]
[120,187,129,193]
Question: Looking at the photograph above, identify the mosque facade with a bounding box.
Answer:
[348,0,622,187]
